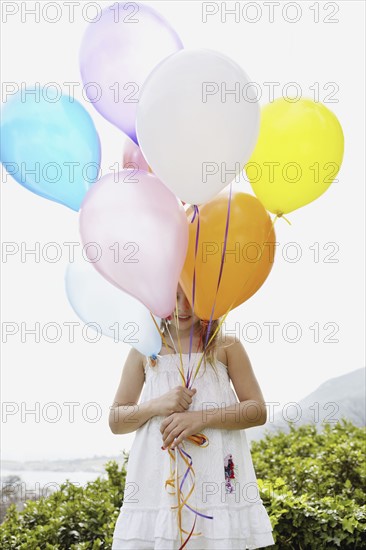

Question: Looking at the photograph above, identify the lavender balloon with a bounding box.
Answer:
[79,2,183,144]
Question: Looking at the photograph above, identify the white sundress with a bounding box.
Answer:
[111,352,275,550]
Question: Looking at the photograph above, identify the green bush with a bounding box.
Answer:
[0,458,127,550]
[1,419,365,549]
[252,418,366,549]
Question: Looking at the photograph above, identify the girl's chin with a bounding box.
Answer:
[171,316,195,326]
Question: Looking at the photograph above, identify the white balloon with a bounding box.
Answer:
[65,255,162,356]
[136,48,260,205]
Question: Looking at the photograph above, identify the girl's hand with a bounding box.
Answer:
[160,410,204,450]
[154,386,197,417]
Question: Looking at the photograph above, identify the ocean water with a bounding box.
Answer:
[1,469,108,496]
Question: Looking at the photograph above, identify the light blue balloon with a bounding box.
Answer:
[65,255,162,357]
[0,89,101,211]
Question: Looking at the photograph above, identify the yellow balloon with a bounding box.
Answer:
[246,98,344,215]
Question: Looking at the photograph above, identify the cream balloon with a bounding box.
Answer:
[136,48,260,205]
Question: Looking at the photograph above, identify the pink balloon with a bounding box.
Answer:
[122,137,151,172]
[79,170,188,318]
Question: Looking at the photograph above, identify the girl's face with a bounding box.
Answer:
[169,284,200,331]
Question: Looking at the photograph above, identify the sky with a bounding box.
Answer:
[1,1,365,461]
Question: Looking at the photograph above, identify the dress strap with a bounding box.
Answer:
[144,355,157,371]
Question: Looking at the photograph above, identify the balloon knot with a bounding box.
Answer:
[274,212,291,226]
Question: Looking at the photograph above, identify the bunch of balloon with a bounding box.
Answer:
[136,47,276,326]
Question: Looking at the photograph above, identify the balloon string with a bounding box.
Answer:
[203,182,233,351]
[163,189,232,547]
[174,295,184,376]
[186,183,233,386]
[149,313,171,354]
[148,315,186,385]
[274,212,292,225]
[170,290,213,549]
[189,211,282,386]
[190,315,227,388]
[164,321,179,355]
[164,434,213,549]
[165,233,214,548]
[187,205,200,385]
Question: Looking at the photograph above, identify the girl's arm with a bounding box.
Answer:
[109,348,160,435]
[202,336,267,430]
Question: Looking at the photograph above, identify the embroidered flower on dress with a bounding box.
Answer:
[224,453,236,493]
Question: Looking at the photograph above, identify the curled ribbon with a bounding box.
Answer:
[164,434,213,548]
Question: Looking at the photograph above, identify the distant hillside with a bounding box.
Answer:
[1,455,124,474]
[246,368,366,446]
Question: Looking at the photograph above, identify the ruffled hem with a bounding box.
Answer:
[112,535,275,550]
[112,504,275,550]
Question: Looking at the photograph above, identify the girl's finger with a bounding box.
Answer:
[171,437,178,450]
[165,431,180,448]
[181,395,192,408]
[160,415,174,434]
[172,430,188,450]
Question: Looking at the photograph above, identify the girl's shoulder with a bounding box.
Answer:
[215,345,228,367]
[216,335,245,368]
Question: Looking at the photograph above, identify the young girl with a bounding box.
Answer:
[110,284,275,550]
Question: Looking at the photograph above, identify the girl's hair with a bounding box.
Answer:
[198,318,222,380]
[150,317,223,381]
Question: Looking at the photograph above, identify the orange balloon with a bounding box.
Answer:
[179,191,276,320]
